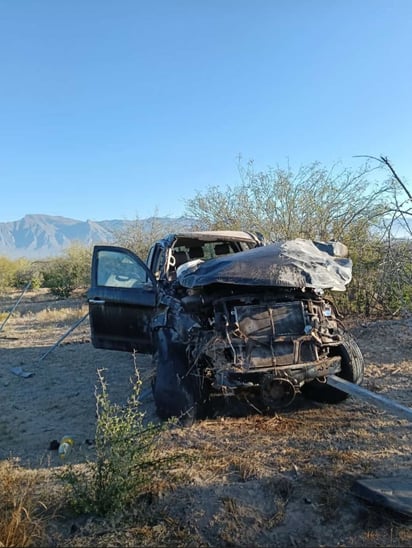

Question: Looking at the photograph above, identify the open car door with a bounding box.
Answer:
[87,246,157,353]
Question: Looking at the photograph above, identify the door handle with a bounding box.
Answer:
[89,299,105,304]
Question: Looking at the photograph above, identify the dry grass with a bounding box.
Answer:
[0,292,89,347]
[7,304,88,331]
[0,460,50,547]
[0,291,411,546]
[27,305,88,324]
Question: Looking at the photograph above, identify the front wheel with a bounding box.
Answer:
[151,328,202,426]
[301,331,364,404]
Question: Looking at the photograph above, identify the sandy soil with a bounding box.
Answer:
[0,293,157,466]
[0,290,411,546]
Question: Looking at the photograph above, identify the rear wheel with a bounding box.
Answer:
[301,331,364,404]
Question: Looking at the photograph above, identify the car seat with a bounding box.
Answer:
[173,250,189,268]
[188,247,204,259]
[214,243,231,256]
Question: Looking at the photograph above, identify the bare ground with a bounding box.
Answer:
[0,289,411,546]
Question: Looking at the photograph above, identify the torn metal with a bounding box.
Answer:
[88,234,364,423]
[178,239,352,291]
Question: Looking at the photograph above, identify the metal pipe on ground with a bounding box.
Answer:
[0,281,32,333]
[36,312,90,364]
[327,374,412,422]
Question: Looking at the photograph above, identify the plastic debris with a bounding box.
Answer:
[10,366,34,378]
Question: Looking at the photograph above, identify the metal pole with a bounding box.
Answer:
[328,374,412,422]
[37,312,90,363]
[0,281,32,333]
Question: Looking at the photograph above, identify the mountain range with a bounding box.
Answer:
[1,214,410,260]
[0,214,190,259]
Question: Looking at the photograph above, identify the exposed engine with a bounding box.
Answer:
[185,289,343,410]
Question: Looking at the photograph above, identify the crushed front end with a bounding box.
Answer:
[186,289,344,410]
[172,239,362,416]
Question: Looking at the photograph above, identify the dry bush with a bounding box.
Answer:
[0,460,48,547]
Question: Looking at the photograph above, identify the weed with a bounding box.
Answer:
[60,360,170,517]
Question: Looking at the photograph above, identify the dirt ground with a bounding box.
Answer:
[0,290,411,546]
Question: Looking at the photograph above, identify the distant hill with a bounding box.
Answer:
[0,213,409,259]
[0,214,192,259]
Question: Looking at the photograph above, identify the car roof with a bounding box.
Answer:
[167,230,259,243]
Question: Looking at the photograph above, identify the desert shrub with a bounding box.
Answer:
[333,238,412,317]
[42,258,77,298]
[0,257,19,292]
[371,239,412,314]
[0,460,48,547]
[42,244,91,298]
[13,259,43,290]
[0,257,43,293]
[60,362,170,516]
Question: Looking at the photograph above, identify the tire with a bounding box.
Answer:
[301,331,364,404]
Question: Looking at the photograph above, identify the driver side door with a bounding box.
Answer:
[87,246,158,353]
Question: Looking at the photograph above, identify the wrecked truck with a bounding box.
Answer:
[87,231,364,424]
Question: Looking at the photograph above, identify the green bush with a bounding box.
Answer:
[42,244,91,298]
[13,259,43,290]
[60,361,170,516]
[333,238,412,317]
[0,257,18,291]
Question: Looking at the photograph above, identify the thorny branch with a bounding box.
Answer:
[353,155,412,316]
[355,154,412,202]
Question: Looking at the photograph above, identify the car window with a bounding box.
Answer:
[167,238,258,280]
[173,242,240,261]
[205,241,240,258]
[97,249,149,288]
[146,244,163,280]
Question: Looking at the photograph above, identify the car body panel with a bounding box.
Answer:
[87,245,158,352]
[178,239,352,291]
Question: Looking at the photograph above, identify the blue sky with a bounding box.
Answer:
[0,0,411,222]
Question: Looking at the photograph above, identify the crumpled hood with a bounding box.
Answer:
[177,239,352,291]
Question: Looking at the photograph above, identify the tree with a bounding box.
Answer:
[113,214,190,259]
[185,158,412,316]
[356,155,412,240]
[351,155,412,315]
[185,160,387,246]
